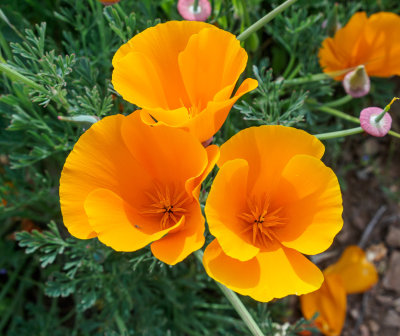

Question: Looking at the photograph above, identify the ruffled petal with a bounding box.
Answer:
[205,159,260,261]
[112,21,214,109]
[59,114,152,239]
[202,240,261,292]
[273,155,343,255]
[178,27,248,110]
[300,273,347,336]
[324,245,378,294]
[151,202,205,265]
[218,126,325,197]
[84,188,181,251]
[121,112,209,189]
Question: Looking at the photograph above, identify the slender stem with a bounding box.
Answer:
[286,63,301,80]
[314,127,364,140]
[324,95,353,108]
[312,104,400,139]
[0,62,47,94]
[281,72,332,86]
[194,250,264,336]
[237,0,298,41]
[282,54,295,78]
[193,0,199,12]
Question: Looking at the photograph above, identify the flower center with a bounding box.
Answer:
[238,195,286,249]
[141,185,189,229]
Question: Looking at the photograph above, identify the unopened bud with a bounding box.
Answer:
[342,65,370,98]
[177,0,212,21]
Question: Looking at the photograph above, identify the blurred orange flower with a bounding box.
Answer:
[324,245,378,294]
[300,273,346,336]
[60,113,218,265]
[202,126,343,301]
[112,21,258,142]
[319,12,400,80]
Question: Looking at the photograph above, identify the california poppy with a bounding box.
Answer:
[202,126,343,301]
[59,113,218,265]
[300,273,347,336]
[319,12,400,80]
[112,21,258,143]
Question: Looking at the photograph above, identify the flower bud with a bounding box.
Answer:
[342,65,370,98]
[177,0,211,21]
[359,107,392,137]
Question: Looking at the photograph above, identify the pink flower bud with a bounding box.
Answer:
[342,65,370,98]
[360,107,392,137]
[177,0,211,22]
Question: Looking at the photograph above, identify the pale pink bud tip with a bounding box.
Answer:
[343,65,370,98]
[360,107,392,137]
[177,0,211,21]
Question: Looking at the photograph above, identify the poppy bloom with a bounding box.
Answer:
[300,273,346,336]
[112,21,258,143]
[324,245,378,294]
[59,113,218,265]
[202,126,343,301]
[178,0,212,22]
[319,12,400,80]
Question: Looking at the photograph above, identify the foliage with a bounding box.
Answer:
[1,0,400,335]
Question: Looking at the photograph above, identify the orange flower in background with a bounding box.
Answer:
[202,126,343,301]
[300,273,347,336]
[319,12,400,80]
[324,245,378,294]
[59,113,218,265]
[112,21,258,143]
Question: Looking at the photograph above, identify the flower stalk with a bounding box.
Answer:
[194,250,264,336]
[193,0,199,12]
[237,0,298,41]
[314,127,364,140]
[376,97,399,123]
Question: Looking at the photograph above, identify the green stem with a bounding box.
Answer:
[312,105,400,139]
[193,0,199,12]
[237,0,298,41]
[282,54,295,78]
[286,63,301,80]
[324,95,353,108]
[194,251,264,336]
[314,127,364,140]
[281,72,332,86]
[0,62,47,94]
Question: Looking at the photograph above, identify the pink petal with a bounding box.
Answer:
[360,107,392,137]
[177,0,212,21]
[342,66,370,98]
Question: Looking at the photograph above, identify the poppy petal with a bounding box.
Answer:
[59,115,152,239]
[324,245,378,294]
[218,126,325,196]
[205,158,261,261]
[273,155,343,255]
[151,203,205,265]
[84,188,181,251]
[202,239,261,292]
[300,273,347,336]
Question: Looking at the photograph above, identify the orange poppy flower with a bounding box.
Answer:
[202,126,343,301]
[112,21,258,143]
[324,245,378,294]
[319,12,400,80]
[300,273,347,336]
[59,113,218,265]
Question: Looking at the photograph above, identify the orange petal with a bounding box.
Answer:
[324,245,378,294]
[182,78,258,142]
[178,26,248,111]
[151,202,205,265]
[300,273,347,336]
[84,188,181,251]
[203,242,323,302]
[121,112,209,190]
[218,126,325,197]
[202,239,261,293]
[273,155,343,255]
[112,21,214,110]
[205,159,260,261]
[249,247,324,302]
[59,115,152,239]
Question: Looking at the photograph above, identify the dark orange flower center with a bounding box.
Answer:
[238,195,286,249]
[142,185,189,229]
